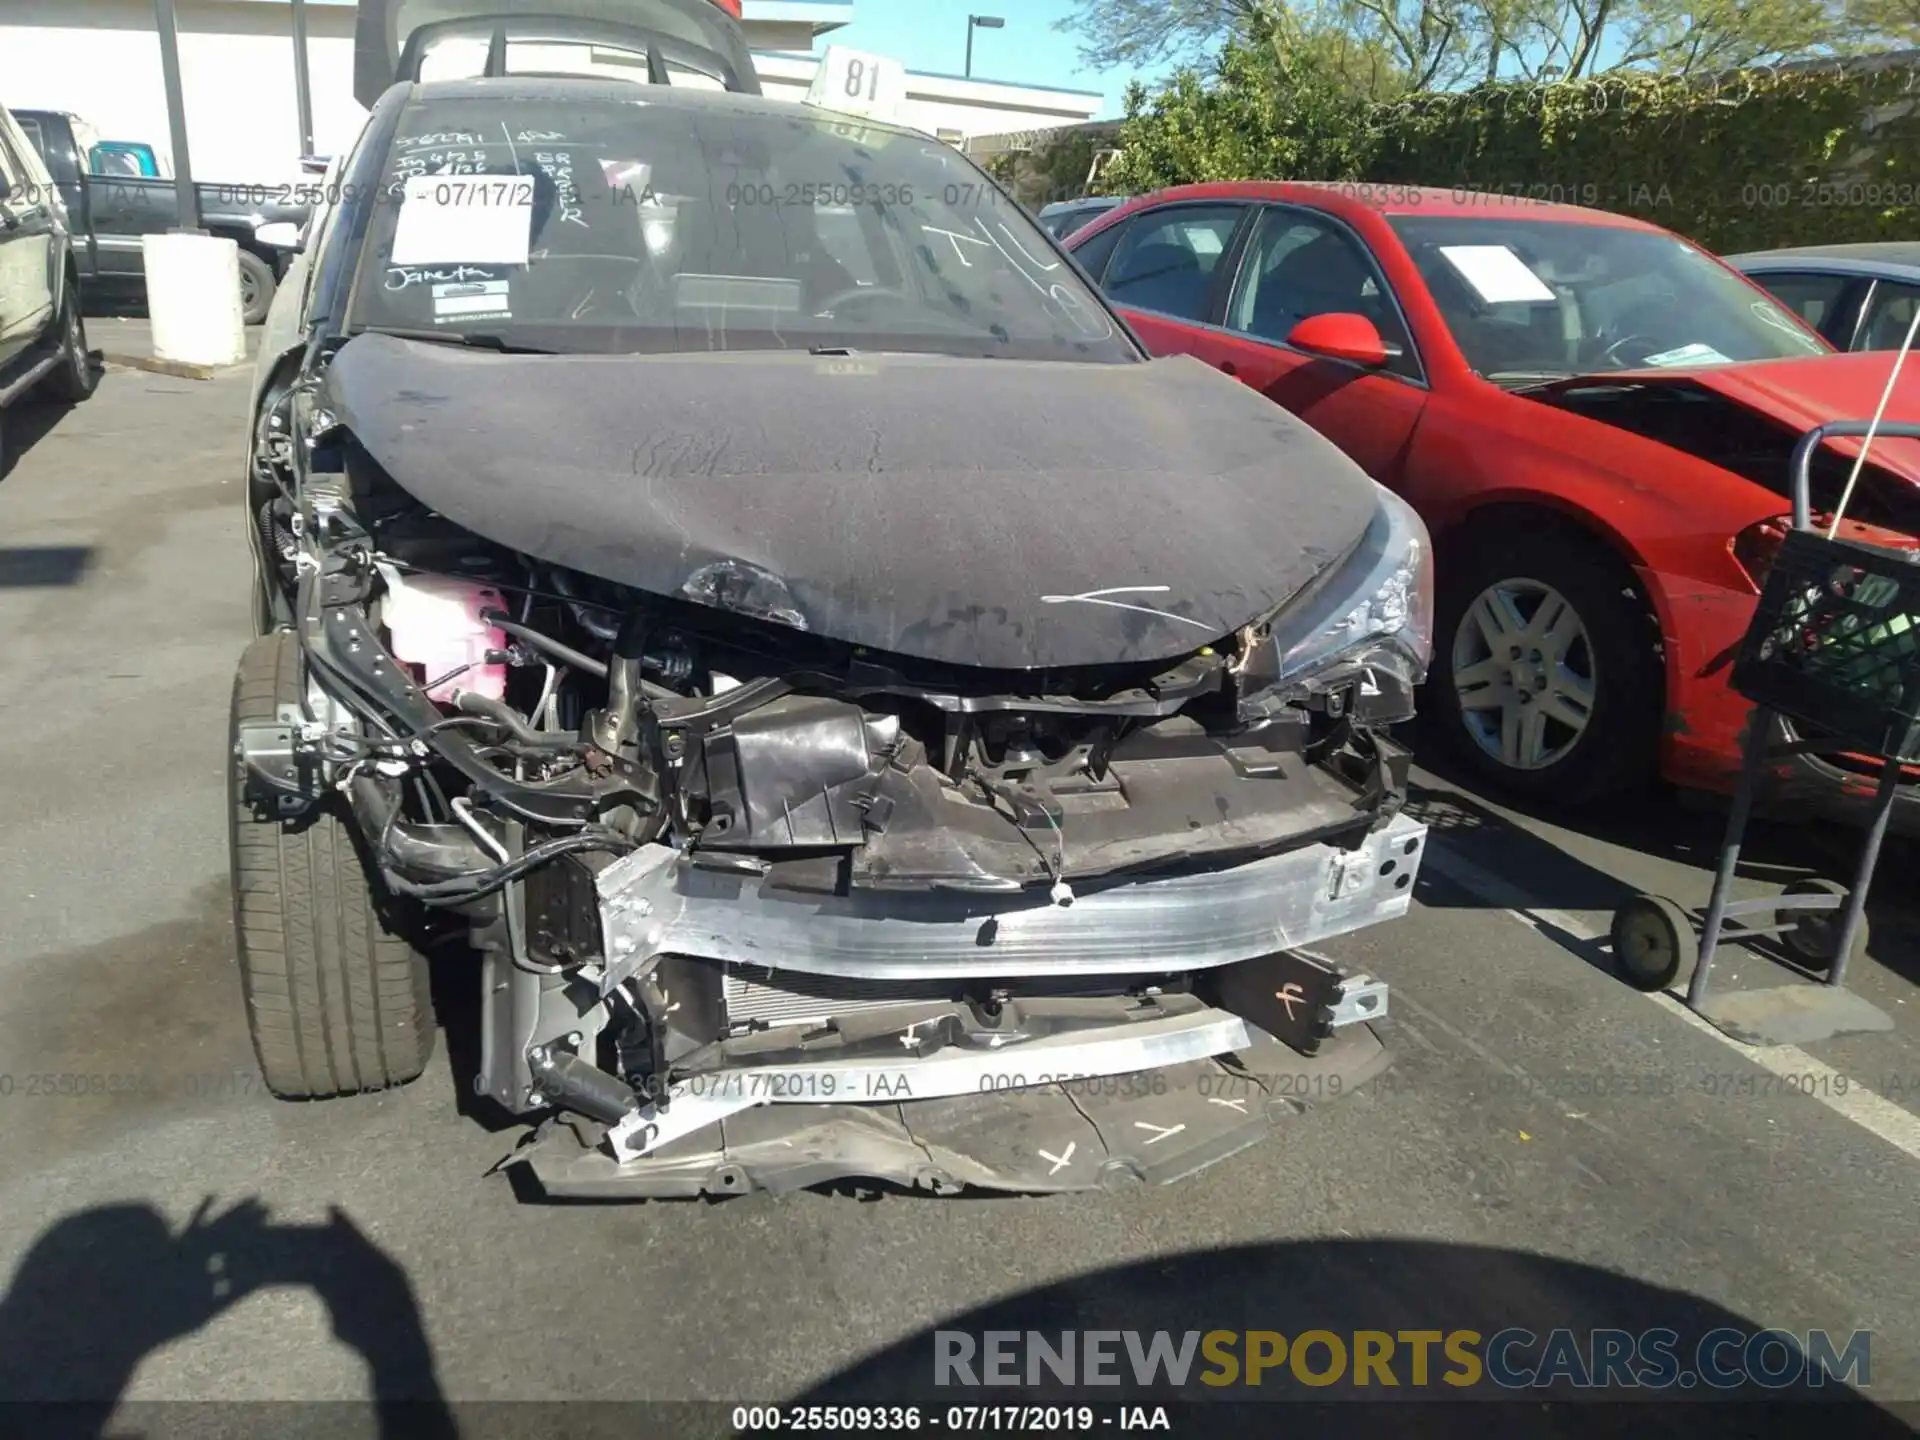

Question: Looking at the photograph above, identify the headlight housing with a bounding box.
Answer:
[1242,484,1434,721]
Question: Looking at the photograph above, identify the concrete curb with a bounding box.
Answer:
[99,351,227,381]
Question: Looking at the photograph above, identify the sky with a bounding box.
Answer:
[821,0,1168,118]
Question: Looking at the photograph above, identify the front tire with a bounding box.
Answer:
[42,280,97,405]
[228,631,434,1098]
[1430,524,1662,805]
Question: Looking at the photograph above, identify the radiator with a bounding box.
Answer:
[716,965,1156,1031]
[720,964,956,1030]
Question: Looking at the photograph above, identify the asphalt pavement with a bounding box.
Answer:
[0,365,1917,1428]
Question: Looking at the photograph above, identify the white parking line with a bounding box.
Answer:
[1423,842,1920,1162]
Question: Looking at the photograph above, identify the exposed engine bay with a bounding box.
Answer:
[1529,377,1920,534]
[238,336,1432,1196]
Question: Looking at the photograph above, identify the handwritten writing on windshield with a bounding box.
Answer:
[920,218,1114,341]
[394,148,491,186]
[385,264,502,291]
[535,149,589,230]
[396,132,485,150]
[389,130,586,228]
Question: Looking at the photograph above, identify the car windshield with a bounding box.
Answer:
[345,92,1131,361]
[1386,214,1829,383]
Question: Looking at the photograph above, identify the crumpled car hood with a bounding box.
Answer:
[323,335,1380,670]
[1534,351,1920,484]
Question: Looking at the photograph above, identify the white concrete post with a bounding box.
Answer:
[142,233,247,368]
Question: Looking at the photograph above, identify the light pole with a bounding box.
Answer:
[152,0,202,231]
[965,15,1004,79]
[291,0,316,159]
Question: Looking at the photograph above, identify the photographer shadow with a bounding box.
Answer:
[0,1198,456,1439]
[795,1238,1910,1438]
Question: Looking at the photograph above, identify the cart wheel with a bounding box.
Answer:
[1610,893,1696,993]
[1778,877,1868,972]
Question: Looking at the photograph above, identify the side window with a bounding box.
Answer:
[1068,215,1129,284]
[663,58,729,91]
[1749,271,1852,334]
[1856,279,1920,351]
[1228,207,1416,376]
[14,115,48,166]
[1101,204,1243,321]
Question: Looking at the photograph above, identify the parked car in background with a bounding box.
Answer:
[1067,182,1920,831]
[0,101,97,473]
[1037,195,1123,240]
[11,109,311,325]
[1728,243,1920,353]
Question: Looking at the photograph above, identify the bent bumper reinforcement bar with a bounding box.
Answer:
[605,1005,1253,1162]
[525,1022,1395,1198]
[591,811,1428,992]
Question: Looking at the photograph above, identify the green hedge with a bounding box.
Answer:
[1085,47,1920,252]
[1368,64,1920,252]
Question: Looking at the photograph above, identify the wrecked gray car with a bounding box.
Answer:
[233,76,1434,1198]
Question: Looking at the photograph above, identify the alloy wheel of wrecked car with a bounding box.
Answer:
[1432,530,1661,804]
[228,630,435,1098]
[1450,577,1596,772]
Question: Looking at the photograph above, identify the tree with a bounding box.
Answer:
[1102,23,1383,191]
[1321,0,1490,89]
[1055,0,1273,70]
[1064,0,1869,89]
[1847,0,1920,39]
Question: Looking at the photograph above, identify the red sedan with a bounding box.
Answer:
[1065,182,1920,824]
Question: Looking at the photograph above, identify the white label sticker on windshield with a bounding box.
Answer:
[391,175,534,267]
[1439,245,1556,304]
[1642,342,1732,368]
[432,279,511,320]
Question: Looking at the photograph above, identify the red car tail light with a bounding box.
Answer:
[1731,516,1790,593]
[708,0,743,15]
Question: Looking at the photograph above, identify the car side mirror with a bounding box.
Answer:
[255,220,305,252]
[1287,312,1397,368]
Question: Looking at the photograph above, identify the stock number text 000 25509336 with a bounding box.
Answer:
[731,1407,1125,1432]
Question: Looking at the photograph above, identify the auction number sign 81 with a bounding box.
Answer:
[806,45,907,123]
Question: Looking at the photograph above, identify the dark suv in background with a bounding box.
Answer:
[0,101,96,475]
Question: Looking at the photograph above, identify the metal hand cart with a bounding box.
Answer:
[1610,419,1920,1046]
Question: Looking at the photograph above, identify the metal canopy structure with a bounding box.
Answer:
[151,0,201,232]
[150,0,315,223]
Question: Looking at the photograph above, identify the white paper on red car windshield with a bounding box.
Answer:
[390,174,534,266]
[1439,245,1556,304]
[1642,342,1732,367]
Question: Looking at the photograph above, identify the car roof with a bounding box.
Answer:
[1090,180,1667,231]
[407,74,926,139]
[1039,196,1121,215]
[1725,242,1920,276]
